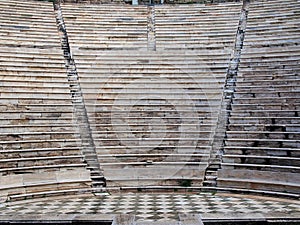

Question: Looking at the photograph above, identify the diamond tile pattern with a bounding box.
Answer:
[0,193,299,221]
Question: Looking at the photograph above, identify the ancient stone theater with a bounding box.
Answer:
[0,0,299,224]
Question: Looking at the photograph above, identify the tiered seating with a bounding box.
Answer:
[218,0,300,194]
[0,0,91,200]
[72,50,229,187]
[61,4,148,50]
[62,3,240,188]
[155,2,241,50]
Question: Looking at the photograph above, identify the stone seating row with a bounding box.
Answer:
[243,0,299,49]
[112,185,300,198]
[240,56,300,64]
[218,0,300,195]
[238,68,299,75]
[91,123,216,130]
[101,165,207,187]
[237,77,299,85]
[0,42,60,49]
[8,187,102,202]
[1,88,71,95]
[226,130,300,137]
[243,40,300,48]
[235,86,299,94]
[64,1,236,178]
[0,124,78,133]
[74,69,227,76]
[0,138,81,149]
[88,102,299,110]
[11,0,292,193]
[0,155,83,169]
[231,100,299,106]
[248,8,300,17]
[0,28,59,37]
[235,91,299,97]
[0,126,90,197]
[241,47,300,59]
[0,0,60,49]
[155,2,241,50]
[237,75,299,82]
[0,58,64,65]
[1,128,74,137]
[249,0,299,7]
[95,145,212,151]
[0,13,57,21]
[75,58,230,65]
[0,18,59,27]
[0,0,94,199]
[0,38,61,47]
[71,47,226,188]
[71,48,231,58]
[0,95,74,102]
[61,2,241,51]
[222,154,300,166]
[154,2,242,12]
[0,164,87,176]
[1,82,71,89]
[0,100,75,106]
[0,0,53,7]
[221,163,300,173]
[0,17,58,30]
[0,7,54,15]
[0,168,92,201]
[1,72,69,78]
[229,112,299,119]
[225,139,299,150]
[62,3,147,12]
[62,3,147,51]
[0,131,79,141]
[223,146,300,156]
[217,169,299,194]
[228,116,299,124]
[244,33,300,40]
[155,20,239,26]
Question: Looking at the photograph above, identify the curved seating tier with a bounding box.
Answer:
[155,2,241,50]
[0,0,92,200]
[72,49,230,187]
[61,1,241,188]
[1,0,299,198]
[61,3,148,51]
[217,0,300,195]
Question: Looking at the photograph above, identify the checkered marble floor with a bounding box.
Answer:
[0,192,299,221]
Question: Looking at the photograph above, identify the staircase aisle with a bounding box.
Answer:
[54,1,107,191]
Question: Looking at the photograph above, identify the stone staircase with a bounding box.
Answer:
[203,0,250,187]
[54,0,106,190]
[147,5,156,51]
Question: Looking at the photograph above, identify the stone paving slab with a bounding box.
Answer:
[0,192,299,222]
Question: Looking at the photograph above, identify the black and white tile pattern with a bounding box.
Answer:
[0,193,299,221]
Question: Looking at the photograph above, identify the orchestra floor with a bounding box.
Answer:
[0,192,299,222]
